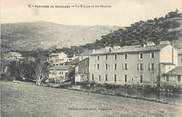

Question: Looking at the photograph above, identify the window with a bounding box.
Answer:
[125,75,127,82]
[140,75,143,83]
[106,64,108,70]
[92,74,94,81]
[151,52,154,58]
[105,74,108,81]
[125,54,127,59]
[178,75,181,82]
[114,74,117,82]
[166,76,169,81]
[140,63,143,71]
[137,64,139,70]
[151,63,154,71]
[149,63,154,71]
[97,64,99,70]
[139,53,143,59]
[125,63,128,70]
[99,75,101,81]
[97,56,100,61]
[115,54,117,60]
[106,54,108,60]
[115,64,117,70]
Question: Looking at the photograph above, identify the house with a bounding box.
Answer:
[89,41,178,86]
[47,52,69,66]
[161,66,182,87]
[48,65,74,83]
[178,49,182,66]
[68,54,79,62]
[75,58,89,83]
[67,56,80,65]
[74,50,92,84]
[4,51,24,61]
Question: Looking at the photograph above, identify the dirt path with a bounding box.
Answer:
[0,81,182,117]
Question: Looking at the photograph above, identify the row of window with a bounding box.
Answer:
[96,63,155,71]
[166,75,181,82]
[49,71,66,75]
[97,52,155,61]
[97,63,127,70]
[52,63,64,66]
[92,74,143,83]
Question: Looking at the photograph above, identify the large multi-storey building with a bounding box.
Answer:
[178,49,182,66]
[89,41,178,86]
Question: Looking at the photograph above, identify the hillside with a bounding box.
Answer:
[1,21,120,51]
[92,10,182,49]
[54,10,182,57]
[1,10,182,56]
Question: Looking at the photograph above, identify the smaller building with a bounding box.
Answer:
[75,58,89,83]
[161,66,182,87]
[48,65,74,83]
[178,49,182,66]
[4,51,24,61]
[160,63,177,74]
[68,54,79,62]
[47,52,69,66]
[74,50,92,83]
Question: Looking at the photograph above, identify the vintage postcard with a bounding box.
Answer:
[1,0,182,117]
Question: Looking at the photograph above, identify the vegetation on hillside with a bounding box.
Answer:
[53,10,182,57]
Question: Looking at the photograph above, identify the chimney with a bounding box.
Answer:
[113,46,121,50]
[105,47,112,52]
[92,49,96,53]
[141,43,146,47]
[146,41,155,46]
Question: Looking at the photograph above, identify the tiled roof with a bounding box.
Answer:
[49,65,74,70]
[164,66,182,76]
[69,57,80,65]
[91,44,169,55]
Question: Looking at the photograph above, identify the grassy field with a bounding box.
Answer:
[0,81,182,117]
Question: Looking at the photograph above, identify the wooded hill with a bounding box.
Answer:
[55,10,182,57]
[1,10,182,58]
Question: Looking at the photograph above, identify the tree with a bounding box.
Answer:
[7,61,20,81]
[18,58,37,81]
[34,52,49,86]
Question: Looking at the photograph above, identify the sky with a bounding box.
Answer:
[1,0,182,26]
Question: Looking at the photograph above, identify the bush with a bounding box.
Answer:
[0,73,15,81]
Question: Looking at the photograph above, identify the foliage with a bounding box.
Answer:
[1,51,49,83]
[55,10,182,56]
[6,61,20,80]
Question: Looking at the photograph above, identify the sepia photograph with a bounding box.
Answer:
[1,0,182,117]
